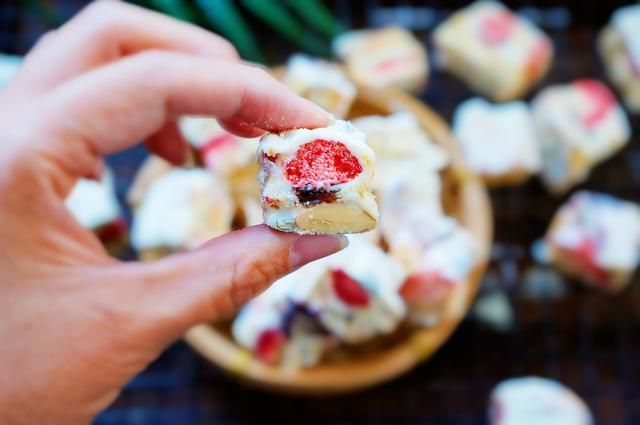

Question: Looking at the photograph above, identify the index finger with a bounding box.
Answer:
[13,1,238,95]
[34,52,330,184]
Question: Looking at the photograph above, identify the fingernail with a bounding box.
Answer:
[290,235,349,270]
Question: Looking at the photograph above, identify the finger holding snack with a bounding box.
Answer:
[0,2,346,424]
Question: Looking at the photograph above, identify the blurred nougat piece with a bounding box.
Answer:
[354,112,477,326]
[131,168,234,258]
[178,116,262,227]
[381,193,477,326]
[232,236,407,368]
[531,80,630,195]
[453,98,541,186]
[598,4,640,112]
[178,116,259,177]
[489,376,594,425]
[332,27,429,93]
[301,236,407,344]
[433,1,553,101]
[232,260,334,369]
[65,167,127,254]
[282,54,356,119]
[545,191,640,293]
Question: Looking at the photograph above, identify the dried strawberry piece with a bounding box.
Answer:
[95,217,126,244]
[285,140,362,189]
[399,271,455,305]
[574,79,616,128]
[255,328,286,364]
[479,10,516,45]
[200,133,238,157]
[572,237,610,287]
[200,133,239,172]
[331,269,370,308]
[524,38,550,80]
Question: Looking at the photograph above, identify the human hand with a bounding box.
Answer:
[0,2,345,424]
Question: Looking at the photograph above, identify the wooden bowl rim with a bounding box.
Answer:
[181,85,493,395]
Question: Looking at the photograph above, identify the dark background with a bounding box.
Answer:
[2,1,640,424]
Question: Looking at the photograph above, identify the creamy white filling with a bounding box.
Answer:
[490,377,593,425]
[65,168,122,230]
[417,225,477,282]
[131,168,233,250]
[353,112,449,167]
[453,98,540,174]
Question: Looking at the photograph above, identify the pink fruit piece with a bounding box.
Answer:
[285,140,362,189]
[400,271,455,305]
[331,269,370,308]
[525,38,551,80]
[255,328,286,364]
[572,236,610,287]
[479,10,516,46]
[199,133,239,173]
[574,79,616,128]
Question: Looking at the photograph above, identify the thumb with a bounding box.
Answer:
[114,225,347,345]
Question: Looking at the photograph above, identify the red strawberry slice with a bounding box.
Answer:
[331,269,370,308]
[285,140,362,189]
[572,237,610,287]
[399,271,455,305]
[574,79,616,129]
[479,10,516,46]
[255,328,286,364]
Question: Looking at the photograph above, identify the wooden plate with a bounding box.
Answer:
[181,85,493,395]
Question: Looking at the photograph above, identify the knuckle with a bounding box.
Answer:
[228,254,288,309]
[134,50,173,70]
[76,1,126,42]
[245,65,270,81]
[218,40,240,60]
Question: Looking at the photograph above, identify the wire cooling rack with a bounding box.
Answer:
[2,1,639,424]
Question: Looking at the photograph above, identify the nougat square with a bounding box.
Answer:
[433,1,552,101]
[258,120,378,234]
[531,80,630,194]
[545,191,640,292]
